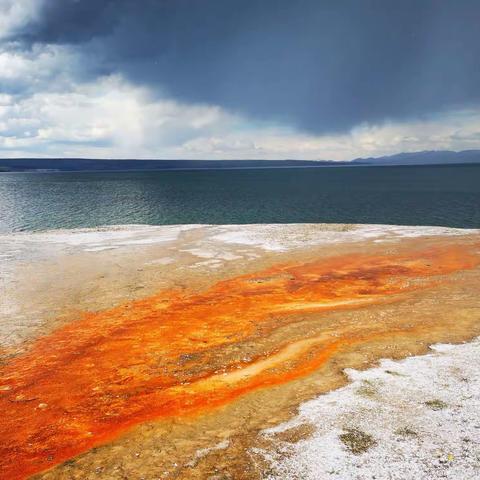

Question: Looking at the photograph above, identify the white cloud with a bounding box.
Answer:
[0,0,43,40]
[0,75,243,157]
[0,33,91,105]
[1,73,480,160]
[178,112,480,160]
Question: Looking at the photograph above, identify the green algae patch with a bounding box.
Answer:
[395,427,418,437]
[356,380,378,398]
[340,428,376,454]
[425,399,447,410]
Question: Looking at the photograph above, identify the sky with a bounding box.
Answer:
[0,0,479,160]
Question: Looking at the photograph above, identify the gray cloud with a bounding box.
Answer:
[7,0,480,135]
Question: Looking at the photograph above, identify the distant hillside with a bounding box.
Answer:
[0,150,479,172]
[354,150,480,166]
[0,158,344,172]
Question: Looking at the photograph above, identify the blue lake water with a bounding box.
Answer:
[0,164,479,233]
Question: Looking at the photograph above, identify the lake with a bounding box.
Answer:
[1,164,479,233]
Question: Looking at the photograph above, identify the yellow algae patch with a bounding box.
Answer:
[273,297,376,312]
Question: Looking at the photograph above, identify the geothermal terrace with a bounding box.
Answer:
[0,224,479,479]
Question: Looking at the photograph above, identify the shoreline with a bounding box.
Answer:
[0,223,479,479]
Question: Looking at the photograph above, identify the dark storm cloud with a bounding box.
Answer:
[12,0,480,133]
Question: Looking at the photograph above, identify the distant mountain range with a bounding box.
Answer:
[351,149,480,166]
[0,150,479,172]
